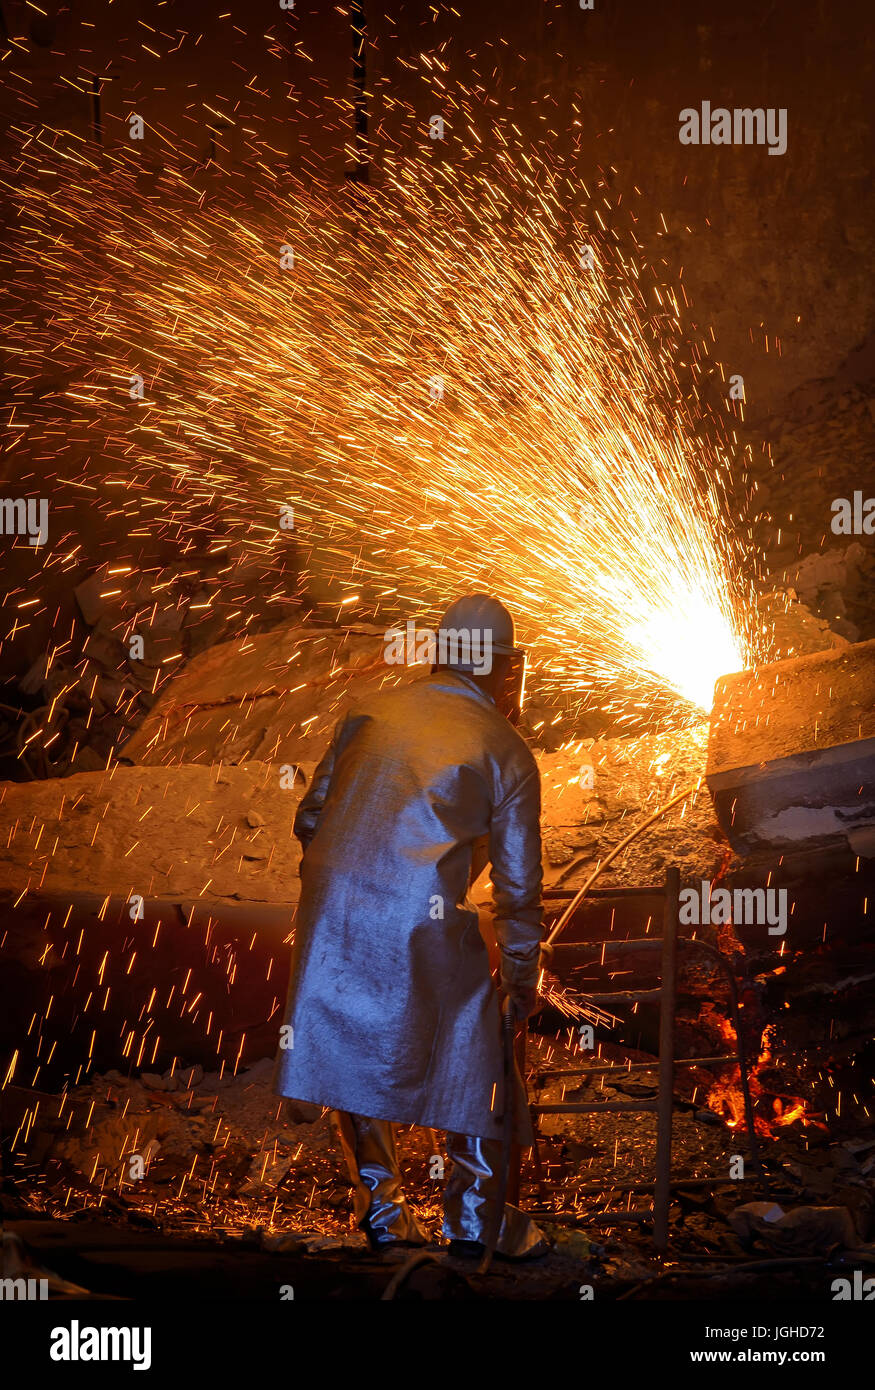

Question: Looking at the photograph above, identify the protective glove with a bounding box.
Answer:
[500,944,541,1020]
[505,984,539,1021]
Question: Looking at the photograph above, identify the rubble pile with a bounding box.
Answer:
[5,1038,874,1297]
[1,534,307,782]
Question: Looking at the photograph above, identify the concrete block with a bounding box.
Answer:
[707,637,875,853]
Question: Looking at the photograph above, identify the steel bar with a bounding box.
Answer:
[533,1055,736,1079]
[653,865,680,1251]
[568,987,663,1003]
[532,1177,732,1195]
[532,1100,658,1114]
[547,938,662,951]
[543,886,664,899]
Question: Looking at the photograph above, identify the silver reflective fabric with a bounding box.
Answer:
[338,1112,546,1257]
[442,1131,547,1257]
[335,1112,429,1247]
[275,669,543,1143]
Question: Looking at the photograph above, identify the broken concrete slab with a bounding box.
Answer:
[0,761,307,909]
[120,622,417,768]
[707,638,875,853]
[755,590,851,662]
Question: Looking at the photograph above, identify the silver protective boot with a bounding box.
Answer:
[337,1112,429,1250]
[442,1132,549,1259]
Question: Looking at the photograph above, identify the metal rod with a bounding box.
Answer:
[543,886,664,899]
[532,1176,730,1195]
[586,1211,652,1224]
[507,1021,527,1206]
[545,945,662,956]
[478,997,515,1275]
[548,937,663,951]
[533,1101,658,1114]
[533,1054,740,1078]
[653,865,679,1251]
[547,784,699,939]
[568,987,663,1004]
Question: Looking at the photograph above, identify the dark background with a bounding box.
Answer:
[2,0,871,412]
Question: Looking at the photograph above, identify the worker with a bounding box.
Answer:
[275,593,548,1260]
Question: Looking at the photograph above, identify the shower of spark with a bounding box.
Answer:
[0,49,757,737]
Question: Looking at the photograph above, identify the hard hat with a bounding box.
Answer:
[437,592,522,668]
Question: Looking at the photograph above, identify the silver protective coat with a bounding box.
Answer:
[275,669,543,1144]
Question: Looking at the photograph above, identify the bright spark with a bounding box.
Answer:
[0,58,759,733]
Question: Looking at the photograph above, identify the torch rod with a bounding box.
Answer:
[544,781,701,950]
[477,995,516,1275]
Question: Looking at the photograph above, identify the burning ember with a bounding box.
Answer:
[705,1020,826,1137]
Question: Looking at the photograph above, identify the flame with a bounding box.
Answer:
[624,591,744,712]
[705,1019,823,1135]
[772,1098,808,1128]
